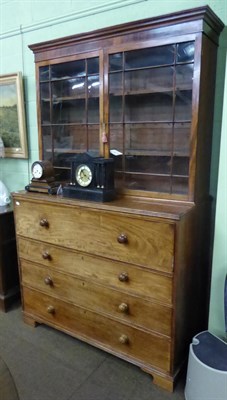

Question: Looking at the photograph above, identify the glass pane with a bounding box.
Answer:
[71,77,86,97]
[125,93,173,122]
[87,75,99,98]
[173,122,191,157]
[177,42,194,63]
[176,64,193,91]
[124,123,173,155]
[52,99,85,124]
[110,124,123,150]
[172,176,188,195]
[41,101,50,124]
[172,156,189,176]
[87,57,99,74]
[53,126,74,153]
[88,125,99,152]
[125,67,173,94]
[40,66,49,82]
[175,90,192,121]
[109,124,123,171]
[109,96,122,122]
[125,155,171,174]
[42,127,52,161]
[125,45,175,69]
[51,60,85,80]
[108,43,194,196]
[40,56,100,171]
[54,127,83,166]
[54,151,71,168]
[109,53,123,71]
[53,125,87,167]
[40,82,50,100]
[53,125,99,167]
[124,174,171,192]
[40,83,50,124]
[52,77,85,99]
[109,73,123,96]
[70,125,87,151]
[88,98,99,123]
[53,125,84,153]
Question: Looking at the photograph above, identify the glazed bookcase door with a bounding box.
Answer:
[107,41,195,198]
[38,52,102,180]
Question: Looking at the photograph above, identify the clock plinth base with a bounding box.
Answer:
[25,180,60,195]
[62,185,116,202]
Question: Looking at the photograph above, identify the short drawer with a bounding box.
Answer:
[14,200,174,272]
[21,260,172,336]
[23,287,171,372]
[18,237,173,304]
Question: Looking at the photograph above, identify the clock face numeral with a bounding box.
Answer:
[32,163,43,179]
[75,164,92,187]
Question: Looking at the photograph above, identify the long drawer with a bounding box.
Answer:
[18,237,173,304]
[23,287,171,372]
[21,260,172,336]
[14,200,174,272]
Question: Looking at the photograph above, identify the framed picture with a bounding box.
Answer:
[0,72,28,158]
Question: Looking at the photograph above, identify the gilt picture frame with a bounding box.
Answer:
[0,72,28,158]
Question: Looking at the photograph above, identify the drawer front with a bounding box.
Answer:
[14,200,174,272]
[18,237,173,304]
[23,287,171,372]
[21,260,172,336]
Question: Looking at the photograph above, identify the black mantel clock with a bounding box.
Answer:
[62,152,116,202]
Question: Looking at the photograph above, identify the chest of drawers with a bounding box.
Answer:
[13,191,201,391]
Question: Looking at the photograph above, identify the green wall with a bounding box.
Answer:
[0,0,226,337]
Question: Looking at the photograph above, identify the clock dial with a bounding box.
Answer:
[31,160,55,181]
[27,160,58,194]
[32,163,43,179]
[75,164,92,187]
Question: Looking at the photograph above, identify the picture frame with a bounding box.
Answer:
[0,72,28,158]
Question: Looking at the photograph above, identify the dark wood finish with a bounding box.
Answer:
[13,6,224,393]
[29,6,223,57]
[0,206,20,311]
[29,5,223,202]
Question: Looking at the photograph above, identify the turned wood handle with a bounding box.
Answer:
[119,334,129,344]
[47,305,55,314]
[42,251,51,260]
[118,272,129,282]
[44,276,53,286]
[40,218,49,228]
[118,303,129,313]
[117,233,128,244]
